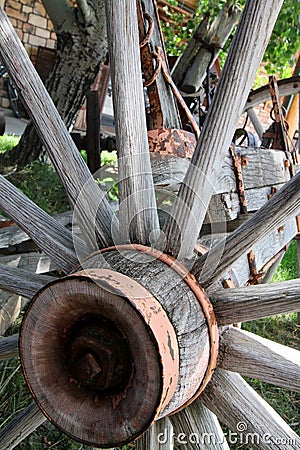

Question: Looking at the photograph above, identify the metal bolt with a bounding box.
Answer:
[241,156,249,167]
[76,352,102,382]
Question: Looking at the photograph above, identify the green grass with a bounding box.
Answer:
[0,134,20,153]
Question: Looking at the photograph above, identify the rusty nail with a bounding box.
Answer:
[277,225,284,233]
[284,159,290,168]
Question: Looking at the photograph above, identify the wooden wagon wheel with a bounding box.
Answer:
[0,1,300,449]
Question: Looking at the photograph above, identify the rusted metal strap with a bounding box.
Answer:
[247,250,264,285]
[137,1,163,129]
[264,76,295,176]
[229,145,248,215]
[154,46,200,139]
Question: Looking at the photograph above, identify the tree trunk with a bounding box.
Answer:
[8,0,107,167]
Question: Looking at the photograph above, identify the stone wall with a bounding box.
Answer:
[0,0,57,108]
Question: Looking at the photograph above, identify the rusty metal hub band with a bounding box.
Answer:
[97,244,219,412]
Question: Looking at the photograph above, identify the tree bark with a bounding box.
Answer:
[9,0,107,167]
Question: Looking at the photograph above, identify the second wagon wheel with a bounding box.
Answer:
[0,0,299,449]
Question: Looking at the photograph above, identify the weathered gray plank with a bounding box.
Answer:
[211,278,300,325]
[0,6,116,249]
[152,147,291,194]
[0,403,46,450]
[0,176,85,273]
[193,170,300,286]
[170,401,230,449]
[135,419,173,450]
[0,264,55,298]
[0,333,18,360]
[161,0,284,258]
[202,369,300,450]
[106,0,159,245]
[219,327,300,391]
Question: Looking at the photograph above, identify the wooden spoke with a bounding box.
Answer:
[161,0,284,259]
[106,0,159,245]
[193,171,300,285]
[202,368,300,450]
[246,107,264,139]
[0,176,87,273]
[0,403,46,450]
[0,334,18,360]
[219,327,300,391]
[135,418,173,450]
[170,401,230,449]
[0,264,55,299]
[211,279,300,325]
[0,7,116,248]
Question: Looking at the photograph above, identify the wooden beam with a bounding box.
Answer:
[0,6,116,249]
[105,0,160,245]
[162,0,284,258]
[0,333,18,360]
[219,327,300,391]
[0,264,55,298]
[202,369,300,450]
[0,403,46,449]
[170,400,230,449]
[193,171,300,286]
[181,4,241,93]
[0,176,87,273]
[211,278,300,325]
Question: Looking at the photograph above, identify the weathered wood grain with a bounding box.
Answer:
[0,403,46,450]
[152,147,290,194]
[247,107,264,139]
[0,176,85,273]
[244,76,300,112]
[202,369,300,450]
[193,170,300,285]
[170,400,230,449]
[211,278,300,325]
[0,211,73,253]
[106,0,159,245]
[0,6,116,249]
[181,3,241,93]
[0,333,18,360]
[161,0,284,258]
[136,419,173,450]
[219,327,300,391]
[0,264,55,298]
